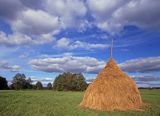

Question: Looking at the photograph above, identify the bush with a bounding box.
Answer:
[53,72,88,91]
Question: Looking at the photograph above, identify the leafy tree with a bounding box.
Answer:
[12,73,27,90]
[0,76,8,90]
[74,73,88,91]
[9,84,14,90]
[36,81,43,90]
[25,77,32,89]
[12,73,32,90]
[32,84,37,89]
[53,72,88,91]
[47,83,52,90]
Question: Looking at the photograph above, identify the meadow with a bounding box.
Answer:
[0,89,160,116]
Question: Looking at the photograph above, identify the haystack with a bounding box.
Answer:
[80,58,142,111]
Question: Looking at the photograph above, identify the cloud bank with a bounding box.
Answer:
[29,56,105,74]
[29,56,160,74]
[120,56,160,73]
[0,0,160,47]
[56,37,109,50]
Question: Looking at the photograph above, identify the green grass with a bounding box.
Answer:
[0,89,160,116]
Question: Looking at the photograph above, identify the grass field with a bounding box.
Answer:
[0,89,160,116]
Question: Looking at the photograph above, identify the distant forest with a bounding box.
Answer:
[1,73,160,90]
[0,72,88,91]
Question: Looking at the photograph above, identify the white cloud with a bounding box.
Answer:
[0,31,53,47]
[1,0,159,49]
[1,0,160,35]
[0,61,20,72]
[0,31,32,46]
[132,75,160,82]
[12,9,60,35]
[87,0,126,19]
[29,56,160,74]
[0,0,23,20]
[119,56,160,73]
[38,52,74,58]
[56,37,70,49]
[56,37,109,50]
[87,0,160,32]
[29,56,105,73]
[45,0,87,29]
[71,41,109,50]
[113,0,160,29]
[33,33,54,44]
[0,7,59,47]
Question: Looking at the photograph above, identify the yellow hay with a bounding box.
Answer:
[80,58,142,111]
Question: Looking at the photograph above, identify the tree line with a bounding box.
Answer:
[0,72,88,91]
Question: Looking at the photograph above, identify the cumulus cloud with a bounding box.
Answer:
[132,75,160,87]
[45,0,87,29]
[0,0,23,20]
[86,75,160,87]
[0,0,160,49]
[56,38,70,49]
[56,37,109,50]
[0,31,53,47]
[0,0,88,48]
[87,0,160,32]
[132,75,160,82]
[20,0,44,10]
[113,0,160,29]
[0,61,20,72]
[0,2,59,47]
[1,0,160,34]
[29,56,105,73]
[0,0,159,48]
[29,56,160,74]
[119,56,160,73]
[87,0,126,20]
[11,9,60,35]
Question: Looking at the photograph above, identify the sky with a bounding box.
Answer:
[0,0,160,87]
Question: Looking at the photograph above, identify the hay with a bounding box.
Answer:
[80,58,142,111]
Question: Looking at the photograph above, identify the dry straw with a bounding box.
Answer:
[80,58,142,111]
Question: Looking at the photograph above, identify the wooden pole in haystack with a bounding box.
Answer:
[110,38,114,59]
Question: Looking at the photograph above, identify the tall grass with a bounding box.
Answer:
[0,89,160,116]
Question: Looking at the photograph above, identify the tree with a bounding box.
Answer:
[47,83,52,90]
[12,73,32,90]
[25,77,32,89]
[9,84,14,90]
[36,81,43,90]
[12,73,27,90]
[53,72,88,91]
[74,73,88,91]
[0,76,8,90]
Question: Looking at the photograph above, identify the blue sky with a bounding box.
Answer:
[0,0,160,87]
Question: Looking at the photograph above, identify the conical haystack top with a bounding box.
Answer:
[80,57,143,111]
[103,58,122,72]
[98,58,125,79]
